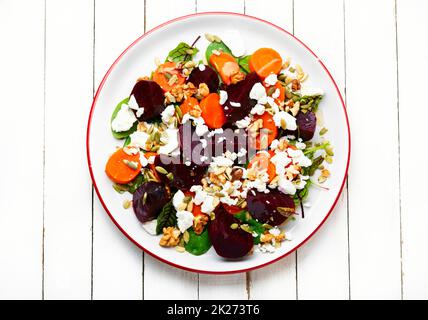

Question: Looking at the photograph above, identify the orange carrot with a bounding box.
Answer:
[209,52,241,85]
[249,48,283,79]
[152,62,185,92]
[180,97,199,115]
[248,151,276,182]
[199,93,226,129]
[250,112,278,150]
[184,191,205,217]
[105,148,142,184]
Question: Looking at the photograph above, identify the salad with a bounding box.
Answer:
[105,32,333,258]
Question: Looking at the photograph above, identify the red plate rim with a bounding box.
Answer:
[86,12,351,275]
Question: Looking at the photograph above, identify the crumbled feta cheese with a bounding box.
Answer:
[264,73,278,86]
[190,185,207,206]
[237,148,247,157]
[295,141,306,150]
[141,220,157,235]
[230,101,241,108]
[287,148,312,167]
[278,176,296,195]
[201,195,217,214]
[220,195,238,206]
[299,86,324,97]
[266,97,279,113]
[128,95,139,110]
[139,152,148,167]
[198,64,206,71]
[271,88,280,99]
[161,104,176,125]
[211,156,234,167]
[130,131,149,149]
[269,227,281,237]
[172,190,185,210]
[111,104,137,132]
[256,243,276,253]
[250,104,265,115]
[235,116,251,128]
[270,139,280,150]
[249,82,268,104]
[270,151,292,176]
[200,138,208,148]
[219,90,228,105]
[176,210,194,232]
[147,156,156,164]
[136,107,145,118]
[273,111,297,131]
[158,128,179,155]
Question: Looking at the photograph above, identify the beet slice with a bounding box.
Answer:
[223,72,259,124]
[154,156,207,191]
[133,182,169,223]
[296,111,316,141]
[130,80,165,121]
[246,189,295,226]
[187,65,219,93]
[208,206,253,259]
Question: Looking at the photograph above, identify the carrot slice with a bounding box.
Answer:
[248,151,276,182]
[105,148,142,184]
[250,112,278,150]
[199,93,226,129]
[209,52,241,85]
[152,62,185,92]
[180,97,199,115]
[249,48,283,79]
[222,203,243,215]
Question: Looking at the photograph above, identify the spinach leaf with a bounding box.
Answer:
[113,173,145,194]
[237,55,252,73]
[156,201,177,235]
[184,228,212,256]
[166,42,198,63]
[111,97,138,139]
[234,210,265,244]
[305,155,324,177]
[123,136,131,147]
[205,41,232,64]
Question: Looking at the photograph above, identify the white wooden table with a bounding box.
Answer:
[0,0,427,300]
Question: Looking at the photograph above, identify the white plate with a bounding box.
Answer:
[87,13,350,274]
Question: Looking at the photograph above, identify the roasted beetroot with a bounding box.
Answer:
[130,80,165,121]
[296,111,316,141]
[133,182,169,223]
[154,156,207,190]
[208,206,253,259]
[187,65,219,93]
[246,189,295,226]
[223,72,259,124]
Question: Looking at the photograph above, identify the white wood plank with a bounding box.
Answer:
[294,0,349,300]
[345,0,401,299]
[92,0,145,300]
[396,0,428,300]
[195,0,248,299]
[196,0,243,13]
[43,0,93,300]
[0,0,45,300]
[244,0,297,300]
[142,0,198,300]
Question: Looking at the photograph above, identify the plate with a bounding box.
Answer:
[87,12,350,274]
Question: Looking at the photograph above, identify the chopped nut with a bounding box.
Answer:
[321,169,330,178]
[197,83,210,98]
[231,168,243,181]
[189,104,202,118]
[159,227,181,247]
[291,79,301,91]
[230,71,245,84]
[193,214,209,235]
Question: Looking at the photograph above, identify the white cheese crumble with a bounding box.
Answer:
[299,86,324,97]
[176,210,194,232]
[250,104,265,115]
[219,90,228,105]
[111,104,137,132]
[190,185,207,206]
[128,95,139,110]
[129,131,149,149]
[136,107,145,118]
[249,82,268,104]
[287,148,312,167]
[271,88,280,99]
[278,176,296,195]
[139,152,148,167]
[270,151,292,176]
[161,104,176,125]
[201,195,217,214]
[211,156,234,167]
[273,111,297,131]
[264,73,278,86]
[235,116,251,128]
[230,101,241,108]
[198,64,206,71]
[172,190,185,210]
[158,128,179,155]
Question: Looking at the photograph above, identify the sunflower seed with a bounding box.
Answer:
[230,223,239,230]
[175,246,185,253]
[122,159,139,170]
[123,199,132,209]
[166,172,174,181]
[143,192,148,205]
[155,166,168,175]
[205,33,215,42]
[183,231,190,243]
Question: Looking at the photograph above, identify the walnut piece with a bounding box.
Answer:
[291,79,301,91]
[159,227,181,247]
[260,231,286,244]
[230,71,245,84]
[196,83,210,98]
[193,215,209,235]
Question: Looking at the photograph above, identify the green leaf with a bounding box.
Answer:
[123,136,131,147]
[234,210,266,244]
[306,155,324,176]
[166,42,198,63]
[156,201,177,235]
[237,55,251,73]
[205,41,232,64]
[111,97,138,139]
[112,174,145,195]
[184,228,212,256]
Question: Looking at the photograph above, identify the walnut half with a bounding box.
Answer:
[159,227,181,247]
